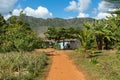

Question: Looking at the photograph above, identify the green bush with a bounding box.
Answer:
[90,57,98,64]
[3,28,39,52]
[40,42,47,49]
[53,43,61,50]
[0,14,43,52]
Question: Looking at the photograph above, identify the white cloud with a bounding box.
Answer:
[65,0,91,12]
[65,0,91,18]
[4,6,53,20]
[98,1,111,11]
[95,12,111,19]
[0,0,17,14]
[4,9,22,20]
[24,6,52,18]
[77,0,91,12]
[4,14,11,20]
[65,1,77,11]
[95,1,114,19]
[77,13,89,18]
[13,9,23,16]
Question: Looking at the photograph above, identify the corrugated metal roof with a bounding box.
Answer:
[44,39,77,42]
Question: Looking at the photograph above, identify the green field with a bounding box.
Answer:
[0,52,49,80]
[68,50,120,80]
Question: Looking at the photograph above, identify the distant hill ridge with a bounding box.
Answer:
[22,16,95,34]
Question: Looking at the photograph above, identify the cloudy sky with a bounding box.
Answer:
[0,0,114,19]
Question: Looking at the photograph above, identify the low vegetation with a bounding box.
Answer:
[0,52,49,80]
[68,50,120,80]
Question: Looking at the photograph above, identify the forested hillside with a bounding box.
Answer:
[20,16,95,34]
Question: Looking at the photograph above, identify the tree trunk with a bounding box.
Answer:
[99,40,103,50]
[96,38,103,50]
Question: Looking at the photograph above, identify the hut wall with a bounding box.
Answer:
[70,40,80,49]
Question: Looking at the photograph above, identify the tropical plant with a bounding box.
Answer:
[53,43,61,50]
[82,20,115,50]
[0,12,41,52]
[77,29,95,52]
[106,10,120,50]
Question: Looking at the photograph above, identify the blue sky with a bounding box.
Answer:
[0,0,113,19]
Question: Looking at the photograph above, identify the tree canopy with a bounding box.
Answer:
[0,13,42,52]
[44,27,78,41]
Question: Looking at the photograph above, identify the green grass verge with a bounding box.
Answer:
[68,50,120,80]
[0,51,50,80]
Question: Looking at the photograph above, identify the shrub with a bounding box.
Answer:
[90,57,98,64]
[53,43,61,50]
[40,42,47,49]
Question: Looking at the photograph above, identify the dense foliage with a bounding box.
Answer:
[44,9,120,52]
[44,27,78,41]
[0,13,42,52]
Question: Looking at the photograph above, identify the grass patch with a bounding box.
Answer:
[68,50,120,80]
[0,51,50,80]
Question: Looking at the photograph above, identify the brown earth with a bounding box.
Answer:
[35,48,87,80]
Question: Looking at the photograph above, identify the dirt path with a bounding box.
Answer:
[37,48,87,80]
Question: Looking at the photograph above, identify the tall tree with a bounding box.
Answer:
[0,12,40,52]
[104,0,120,49]
[77,29,95,52]
[94,20,114,50]
[0,14,6,27]
[82,20,114,50]
[45,27,79,49]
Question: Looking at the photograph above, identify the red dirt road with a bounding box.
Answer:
[43,49,87,80]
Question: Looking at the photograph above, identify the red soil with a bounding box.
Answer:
[35,48,87,80]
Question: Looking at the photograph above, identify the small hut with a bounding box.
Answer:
[57,39,80,50]
[44,39,80,50]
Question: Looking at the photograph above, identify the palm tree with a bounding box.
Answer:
[94,20,115,50]
[77,22,95,52]
[106,9,120,49]
[82,20,114,50]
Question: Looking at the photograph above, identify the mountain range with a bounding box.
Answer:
[23,16,95,35]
